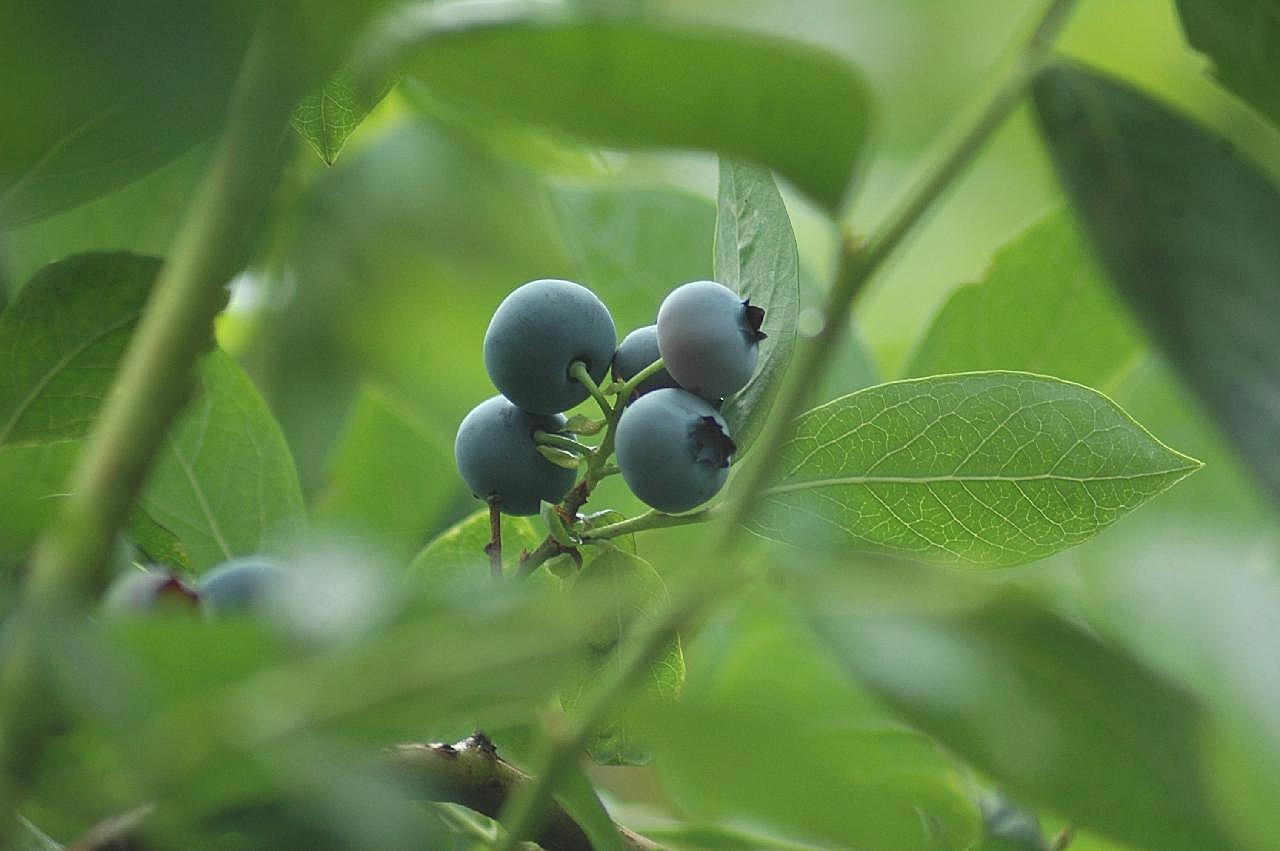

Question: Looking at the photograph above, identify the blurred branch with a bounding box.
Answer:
[389,733,665,851]
[65,735,664,851]
[67,805,154,851]
[0,1,326,834]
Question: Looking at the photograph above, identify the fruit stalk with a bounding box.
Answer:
[485,498,503,579]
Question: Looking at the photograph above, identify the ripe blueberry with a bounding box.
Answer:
[199,557,287,617]
[484,279,616,414]
[612,325,679,396]
[455,395,577,515]
[615,388,736,514]
[103,568,201,615]
[656,280,765,401]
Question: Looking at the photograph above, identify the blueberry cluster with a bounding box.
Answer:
[455,278,765,516]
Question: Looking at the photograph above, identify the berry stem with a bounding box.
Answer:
[533,431,595,456]
[568,360,613,418]
[578,507,716,541]
[619,357,665,398]
[485,498,503,579]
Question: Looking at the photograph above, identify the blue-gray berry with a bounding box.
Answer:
[199,557,288,617]
[615,388,736,513]
[484,279,616,414]
[455,395,577,515]
[656,280,765,401]
[612,325,679,396]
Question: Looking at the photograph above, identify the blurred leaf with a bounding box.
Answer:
[3,142,212,292]
[368,9,872,211]
[553,764,626,851]
[292,67,396,165]
[747,372,1200,567]
[1033,60,1280,507]
[312,382,456,562]
[270,115,570,491]
[12,815,61,850]
[1174,0,1280,127]
[0,442,82,569]
[562,548,683,765]
[407,507,549,588]
[904,209,1140,389]
[637,823,832,851]
[805,581,1236,851]
[716,158,800,453]
[656,591,978,850]
[548,181,715,335]
[130,350,306,573]
[0,253,158,564]
[0,1,257,224]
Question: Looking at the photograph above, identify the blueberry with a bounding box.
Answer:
[484,279,616,414]
[615,388,736,513]
[656,280,765,401]
[103,567,201,615]
[612,325,679,396]
[455,395,577,515]
[199,557,287,617]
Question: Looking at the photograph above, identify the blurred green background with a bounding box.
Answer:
[3,0,1280,848]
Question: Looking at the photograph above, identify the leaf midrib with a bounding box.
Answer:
[761,467,1196,496]
[166,436,234,561]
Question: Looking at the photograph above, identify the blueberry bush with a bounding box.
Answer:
[2,1,1279,849]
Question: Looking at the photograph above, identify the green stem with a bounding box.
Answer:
[619,357,665,398]
[569,360,613,418]
[719,0,1078,542]
[495,0,1081,839]
[0,5,316,828]
[495,582,718,850]
[534,431,595,456]
[579,508,716,541]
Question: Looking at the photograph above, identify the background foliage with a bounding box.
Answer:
[2,1,1279,849]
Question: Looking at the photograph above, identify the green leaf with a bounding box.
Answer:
[716,159,801,453]
[0,254,158,446]
[3,142,212,294]
[805,580,1236,851]
[370,10,872,211]
[655,591,979,850]
[0,253,158,564]
[129,351,306,574]
[1174,0,1280,127]
[312,382,455,562]
[292,68,396,165]
[407,507,548,588]
[562,548,683,765]
[747,372,1200,567]
[904,209,1141,390]
[548,182,715,334]
[0,1,257,224]
[1033,61,1280,508]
